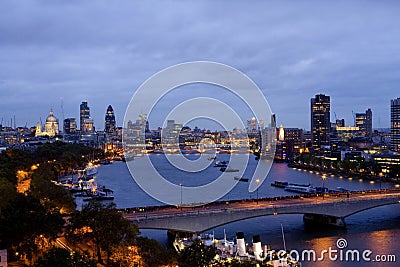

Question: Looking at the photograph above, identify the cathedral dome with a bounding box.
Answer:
[46,109,58,123]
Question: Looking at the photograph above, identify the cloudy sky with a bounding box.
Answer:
[1,0,399,130]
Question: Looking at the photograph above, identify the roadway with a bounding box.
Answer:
[123,188,400,221]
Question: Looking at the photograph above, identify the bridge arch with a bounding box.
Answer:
[128,193,400,233]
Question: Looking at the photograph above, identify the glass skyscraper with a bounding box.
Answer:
[311,94,330,151]
[105,105,116,134]
[80,101,94,133]
[391,98,400,152]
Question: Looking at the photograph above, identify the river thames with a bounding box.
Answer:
[95,154,399,267]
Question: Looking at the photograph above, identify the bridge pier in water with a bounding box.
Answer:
[303,213,346,228]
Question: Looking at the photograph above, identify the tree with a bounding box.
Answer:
[179,239,217,267]
[136,237,177,267]
[0,194,64,264]
[67,202,139,265]
[389,164,400,179]
[0,178,17,210]
[34,247,97,267]
[30,167,76,213]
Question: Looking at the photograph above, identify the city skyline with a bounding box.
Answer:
[0,95,394,132]
[1,1,400,129]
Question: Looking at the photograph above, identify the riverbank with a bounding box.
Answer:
[288,162,400,186]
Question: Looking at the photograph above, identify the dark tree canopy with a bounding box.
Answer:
[67,201,139,265]
[34,247,97,267]
[178,239,217,267]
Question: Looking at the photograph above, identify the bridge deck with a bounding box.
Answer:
[123,189,400,232]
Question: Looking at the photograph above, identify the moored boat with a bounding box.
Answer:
[173,231,300,266]
[220,166,239,172]
[284,184,316,194]
[234,176,249,182]
[214,161,228,167]
[271,181,289,188]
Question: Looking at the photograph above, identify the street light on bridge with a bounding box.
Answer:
[379,172,383,192]
[322,174,327,199]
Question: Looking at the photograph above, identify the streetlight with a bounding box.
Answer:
[379,172,383,192]
[256,178,260,204]
[322,174,327,199]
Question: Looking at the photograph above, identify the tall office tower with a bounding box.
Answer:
[80,101,90,132]
[80,101,94,133]
[105,105,116,134]
[63,118,77,134]
[311,94,330,151]
[391,98,400,152]
[366,108,372,137]
[356,108,373,137]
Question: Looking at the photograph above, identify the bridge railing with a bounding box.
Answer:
[123,188,400,219]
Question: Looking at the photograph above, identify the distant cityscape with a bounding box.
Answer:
[1,94,400,175]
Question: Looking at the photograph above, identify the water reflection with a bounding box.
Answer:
[96,158,399,267]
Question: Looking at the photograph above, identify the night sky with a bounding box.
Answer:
[1,1,399,130]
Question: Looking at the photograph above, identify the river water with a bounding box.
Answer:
[95,154,399,267]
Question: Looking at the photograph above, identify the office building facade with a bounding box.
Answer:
[311,94,330,151]
[80,101,94,133]
[63,118,77,134]
[105,105,116,134]
[391,98,400,152]
[356,108,372,137]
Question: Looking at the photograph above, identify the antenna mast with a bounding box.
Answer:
[60,97,65,139]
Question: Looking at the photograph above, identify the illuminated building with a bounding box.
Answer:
[373,154,400,176]
[35,109,59,137]
[391,98,400,152]
[311,94,330,151]
[356,108,372,137]
[80,101,94,133]
[63,118,77,134]
[275,126,304,160]
[278,125,284,141]
[246,117,257,132]
[336,126,360,142]
[285,128,304,155]
[105,105,116,134]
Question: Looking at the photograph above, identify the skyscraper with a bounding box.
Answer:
[391,98,400,152]
[105,105,116,134]
[355,108,372,137]
[80,101,94,133]
[63,118,77,134]
[80,101,90,132]
[311,94,330,151]
[366,108,372,137]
